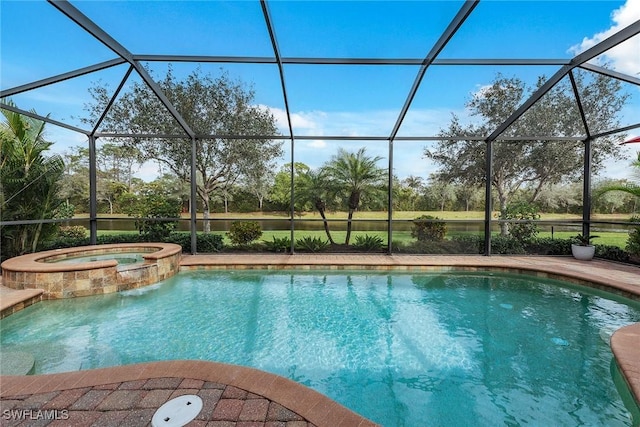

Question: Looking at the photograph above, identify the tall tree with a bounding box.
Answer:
[403,175,424,191]
[84,68,282,232]
[535,182,582,214]
[270,162,311,212]
[97,143,141,191]
[425,178,457,211]
[242,158,276,211]
[392,175,425,211]
[324,147,386,245]
[593,179,631,213]
[145,173,191,213]
[455,184,483,212]
[393,176,420,211]
[60,146,90,212]
[1,102,64,257]
[427,72,627,235]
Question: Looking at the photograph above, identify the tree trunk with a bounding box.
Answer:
[202,191,211,233]
[19,227,28,255]
[345,209,354,245]
[499,196,509,236]
[32,191,55,252]
[315,200,335,244]
[32,223,43,253]
[346,191,360,245]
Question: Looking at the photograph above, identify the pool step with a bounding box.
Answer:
[0,351,35,375]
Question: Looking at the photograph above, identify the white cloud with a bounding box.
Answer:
[569,0,640,75]
[265,105,466,139]
[263,105,323,134]
[267,106,397,137]
[306,140,327,149]
[397,107,467,136]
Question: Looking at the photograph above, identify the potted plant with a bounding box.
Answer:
[571,234,599,260]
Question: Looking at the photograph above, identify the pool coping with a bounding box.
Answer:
[1,254,639,425]
[0,360,376,427]
[180,253,640,299]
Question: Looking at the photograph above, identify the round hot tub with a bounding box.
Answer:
[0,243,182,299]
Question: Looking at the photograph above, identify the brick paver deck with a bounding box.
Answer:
[1,361,376,427]
[1,254,638,426]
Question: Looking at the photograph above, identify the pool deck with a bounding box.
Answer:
[1,254,639,426]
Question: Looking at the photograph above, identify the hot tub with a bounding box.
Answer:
[0,243,182,299]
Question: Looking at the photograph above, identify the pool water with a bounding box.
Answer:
[49,252,145,264]
[1,271,639,426]
[47,252,145,267]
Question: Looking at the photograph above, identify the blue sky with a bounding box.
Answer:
[1,0,639,180]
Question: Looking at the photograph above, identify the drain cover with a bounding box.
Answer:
[152,395,203,427]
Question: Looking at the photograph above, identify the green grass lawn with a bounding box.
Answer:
[95,228,629,249]
[91,210,633,249]
[537,231,626,248]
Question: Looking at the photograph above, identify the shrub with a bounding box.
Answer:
[353,234,384,252]
[411,215,447,242]
[194,233,225,252]
[390,240,406,252]
[264,236,292,253]
[97,234,144,244]
[450,235,484,254]
[412,240,451,254]
[57,225,87,240]
[39,231,225,253]
[124,194,181,241]
[490,235,525,254]
[501,201,540,243]
[525,237,572,255]
[166,232,224,253]
[53,201,75,219]
[626,216,640,256]
[296,236,330,252]
[40,237,90,251]
[227,221,262,246]
[595,244,630,263]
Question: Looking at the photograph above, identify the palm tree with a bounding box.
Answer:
[324,147,387,245]
[1,102,65,257]
[295,168,336,244]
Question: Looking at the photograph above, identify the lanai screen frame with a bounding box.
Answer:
[1,0,640,255]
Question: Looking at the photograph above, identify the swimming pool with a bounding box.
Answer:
[1,270,638,426]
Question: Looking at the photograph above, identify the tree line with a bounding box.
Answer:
[56,143,639,218]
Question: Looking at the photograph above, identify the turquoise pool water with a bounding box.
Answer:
[1,271,639,426]
[46,252,145,266]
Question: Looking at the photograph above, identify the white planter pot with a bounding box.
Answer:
[571,244,595,261]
